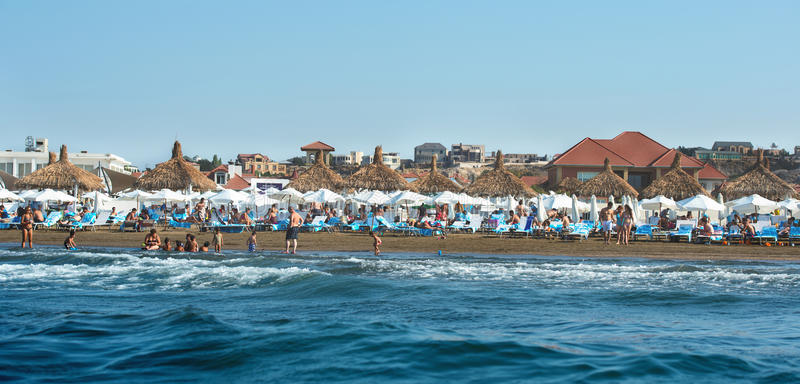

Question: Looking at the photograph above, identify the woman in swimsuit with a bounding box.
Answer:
[143,229,161,251]
[20,207,34,248]
[622,205,634,245]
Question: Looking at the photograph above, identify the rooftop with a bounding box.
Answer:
[301,141,335,151]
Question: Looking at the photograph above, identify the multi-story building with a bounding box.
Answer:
[331,151,364,166]
[498,152,548,164]
[450,143,485,163]
[361,152,401,170]
[693,148,743,161]
[414,143,447,164]
[712,141,753,154]
[236,153,286,176]
[0,137,136,177]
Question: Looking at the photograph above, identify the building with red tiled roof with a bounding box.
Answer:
[236,153,286,176]
[223,174,251,191]
[547,131,725,191]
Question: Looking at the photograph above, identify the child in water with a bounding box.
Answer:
[247,230,256,252]
[370,230,381,256]
[64,229,77,250]
[211,227,223,253]
[175,240,185,252]
[161,238,172,251]
[200,241,210,252]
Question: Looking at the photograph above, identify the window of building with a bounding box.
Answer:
[577,172,598,182]
[0,162,13,174]
[18,163,32,177]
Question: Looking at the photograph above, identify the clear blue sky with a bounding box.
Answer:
[1,1,798,169]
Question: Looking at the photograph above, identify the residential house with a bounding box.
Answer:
[236,153,286,176]
[450,143,485,164]
[414,143,447,164]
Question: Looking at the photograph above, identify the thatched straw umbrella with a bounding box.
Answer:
[464,150,535,197]
[134,141,217,192]
[640,152,709,200]
[556,177,582,196]
[286,149,345,193]
[16,145,104,193]
[718,150,797,200]
[410,155,462,194]
[576,158,638,198]
[347,146,413,192]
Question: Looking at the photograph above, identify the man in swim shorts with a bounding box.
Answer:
[284,206,303,254]
[599,201,615,245]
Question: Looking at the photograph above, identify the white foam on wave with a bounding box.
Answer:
[338,257,800,290]
[0,253,327,291]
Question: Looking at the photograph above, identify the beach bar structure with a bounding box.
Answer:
[347,146,413,192]
[718,150,798,200]
[640,153,710,200]
[410,155,462,194]
[464,150,535,198]
[301,141,335,165]
[286,150,345,193]
[134,141,217,192]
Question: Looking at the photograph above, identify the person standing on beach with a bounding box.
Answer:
[211,227,223,253]
[284,207,303,254]
[20,206,34,248]
[599,202,614,245]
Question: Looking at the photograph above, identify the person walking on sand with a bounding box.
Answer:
[370,230,382,256]
[284,206,303,254]
[247,230,257,253]
[20,206,34,248]
[599,202,614,245]
[211,227,223,253]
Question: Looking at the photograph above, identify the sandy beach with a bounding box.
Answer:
[3,229,799,261]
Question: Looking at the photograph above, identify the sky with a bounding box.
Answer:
[1,1,798,169]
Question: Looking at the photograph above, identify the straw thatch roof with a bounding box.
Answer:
[0,170,17,190]
[718,150,798,200]
[410,155,462,194]
[464,150,536,197]
[16,145,104,192]
[576,158,638,198]
[134,141,218,192]
[556,177,582,195]
[286,149,345,193]
[640,152,709,200]
[347,146,414,192]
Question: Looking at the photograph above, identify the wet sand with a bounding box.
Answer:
[3,229,800,261]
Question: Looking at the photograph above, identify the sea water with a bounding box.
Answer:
[1,246,799,383]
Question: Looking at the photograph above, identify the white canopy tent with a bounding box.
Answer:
[726,194,779,215]
[0,189,23,202]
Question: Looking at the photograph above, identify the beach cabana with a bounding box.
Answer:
[576,158,638,199]
[410,155,462,194]
[286,150,345,193]
[556,177,582,196]
[640,153,709,200]
[134,141,217,192]
[718,150,797,200]
[464,150,536,198]
[347,146,414,192]
[16,145,104,193]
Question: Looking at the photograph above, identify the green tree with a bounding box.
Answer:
[288,156,305,166]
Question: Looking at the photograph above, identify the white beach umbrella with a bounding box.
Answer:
[728,194,779,215]
[677,194,725,212]
[778,198,800,213]
[590,195,599,222]
[0,189,23,202]
[536,194,547,222]
[119,190,154,200]
[33,189,76,202]
[717,193,727,222]
[545,194,574,211]
[209,189,248,205]
[571,194,580,223]
[432,191,462,205]
[18,190,39,199]
[146,189,191,203]
[608,195,615,207]
[242,193,279,209]
[640,195,677,211]
[356,190,391,205]
[271,187,305,205]
[388,191,427,206]
[303,189,345,204]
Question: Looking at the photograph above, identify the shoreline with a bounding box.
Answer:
[2,230,799,261]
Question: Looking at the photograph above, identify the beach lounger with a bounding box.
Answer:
[169,219,193,229]
[83,211,111,231]
[564,223,590,241]
[302,216,329,232]
[632,224,653,241]
[0,216,21,230]
[669,222,695,243]
[34,211,63,230]
[754,227,778,245]
[789,227,800,246]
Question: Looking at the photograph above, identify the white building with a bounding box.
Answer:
[0,138,137,177]
[331,151,364,166]
[361,152,401,170]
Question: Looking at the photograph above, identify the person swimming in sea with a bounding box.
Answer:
[161,237,172,251]
[143,229,161,251]
[64,229,77,250]
[247,230,256,252]
[200,241,210,252]
[370,230,381,256]
[175,240,185,252]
